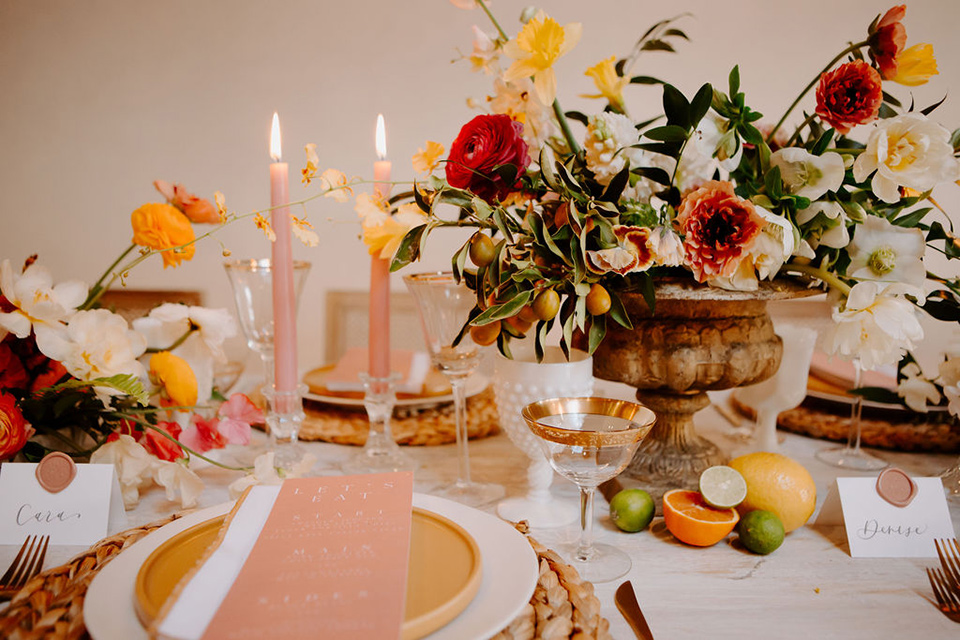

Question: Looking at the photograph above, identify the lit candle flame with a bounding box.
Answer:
[270,112,282,162]
[375,113,387,161]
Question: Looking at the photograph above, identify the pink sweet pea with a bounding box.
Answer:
[153,180,221,224]
[215,393,262,446]
[180,415,226,453]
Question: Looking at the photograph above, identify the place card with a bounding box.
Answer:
[158,472,414,640]
[0,462,127,546]
[816,474,955,557]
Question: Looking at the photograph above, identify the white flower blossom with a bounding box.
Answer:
[846,215,925,289]
[486,77,555,152]
[0,259,86,340]
[796,201,850,249]
[228,451,317,499]
[692,113,742,172]
[90,435,157,508]
[584,112,642,184]
[853,113,960,203]
[897,362,940,412]
[468,25,499,74]
[770,148,845,200]
[153,459,204,509]
[826,282,924,370]
[650,225,685,267]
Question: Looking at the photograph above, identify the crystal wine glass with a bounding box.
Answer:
[522,397,656,583]
[224,259,311,392]
[815,358,889,471]
[404,272,504,507]
[735,323,817,452]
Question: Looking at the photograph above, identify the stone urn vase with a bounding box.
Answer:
[592,278,812,497]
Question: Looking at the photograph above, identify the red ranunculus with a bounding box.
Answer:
[0,391,32,460]
[676,180,765,282]
[445,114,530,204]
[141,421,184,462]
[0,343,29,390]
[868,5,907,80]
[815,60,883,135]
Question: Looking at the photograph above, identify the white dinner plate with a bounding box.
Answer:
[304,374,489,409]
[85,493,538,640]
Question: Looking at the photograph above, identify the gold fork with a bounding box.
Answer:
[0,535,50,600]
[927,567,960,623]
[935,538,960,590]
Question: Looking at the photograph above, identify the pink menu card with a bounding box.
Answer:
[201,473,413,640]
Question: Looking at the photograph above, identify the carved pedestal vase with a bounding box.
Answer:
[593,279,808,498]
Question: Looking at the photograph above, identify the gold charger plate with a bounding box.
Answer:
[134,507,482,640]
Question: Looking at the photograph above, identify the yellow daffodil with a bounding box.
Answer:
[302,143,320,184]
[356,196,426,259]
[290,214,319,247]
[149,351,198,408]
[502,11,581,105]
[318,168,352,203]
[582,56,627,113]
[411,141,446,174]
[892,43,938,86]
[253,212,276,242]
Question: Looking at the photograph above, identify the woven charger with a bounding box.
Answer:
[298,388,500,446]
[0,516,610,640]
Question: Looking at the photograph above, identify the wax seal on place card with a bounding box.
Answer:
[35,452,77,494]
[875,467,917,508]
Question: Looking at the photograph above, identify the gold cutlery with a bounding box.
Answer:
[935,538,960,589]
[926,567,960,623]
[615,580,656,639]
[0,535,49,600]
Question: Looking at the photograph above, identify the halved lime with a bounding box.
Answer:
[698,465,747,510]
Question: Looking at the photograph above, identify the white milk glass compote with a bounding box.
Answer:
[522,397,656,583]
[404,272,504,507]
[223,259,311,392]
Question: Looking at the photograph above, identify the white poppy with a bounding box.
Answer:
[853,113,960,203]
[770,148,845,200]
[796,201,850,249]
[0,259,86,339]
[846,215,925,288]
[692,113,742,172]
[897,362,940,412]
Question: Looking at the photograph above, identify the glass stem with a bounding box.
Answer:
[577,485,596,562]
[846,360,863,453]
[449,374,472,487]
[260,350,276,393]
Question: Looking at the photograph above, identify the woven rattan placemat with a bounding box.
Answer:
[0,516,610,640]
[299,388,501,446]
[731,394,960,453]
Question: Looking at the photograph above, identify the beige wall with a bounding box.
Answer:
[2,0,959,369]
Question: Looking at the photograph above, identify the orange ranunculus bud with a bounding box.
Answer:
[149,351,198,408]
[131,203,196,268]
[868,5,907,80]
[0,391,31,460]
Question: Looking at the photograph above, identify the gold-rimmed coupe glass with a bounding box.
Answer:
[522,397,656,583]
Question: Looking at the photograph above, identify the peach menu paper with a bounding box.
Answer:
[203,473,413,640]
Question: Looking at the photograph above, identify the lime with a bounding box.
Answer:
[698,465,748,510]
[609,489,655,533]
[737,509,785,555]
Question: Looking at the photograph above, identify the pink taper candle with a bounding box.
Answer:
[370,114,392,378]
[269,112,298,393]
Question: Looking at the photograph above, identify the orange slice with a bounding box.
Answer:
[663,489,740,547]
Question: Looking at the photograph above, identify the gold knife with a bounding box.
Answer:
[615,580,656,640]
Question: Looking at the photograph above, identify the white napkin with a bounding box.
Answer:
[156,485,280,640]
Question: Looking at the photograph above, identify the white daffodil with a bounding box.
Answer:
[133,304,237,404]
[846,215,925,288]
[36,309,146,395]
[712,206,795,291]
[897,362,940,412]
[692,113,742,172]
[853,113,960,203]
[153,459,204,509]
[796,201,850,249]
[584,112,643,184]
[90,435,157,508]
[0,259,86,340]
[770,148,845,200]
[826,281,924,370]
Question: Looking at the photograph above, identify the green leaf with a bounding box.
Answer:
[602,165,631,202]
[764,165,783,201]
[662,84,691,129]
[471,290,534,325]
[413,183,432,213]
[639,273,656,314]
[565,111,590,126]
[644,125,689,142]
[608,290,633,330]
[389,224,427,271]
[640,39,675,52]
[632,166,672,186]
[540,146,559,190]
[851,386,902,404]
[689,83,713,126]
[633,142,683,158]
[451,238,470,282]
[662,28,689,40]
[891,207,932,228]
[738,123,764,146]
[810,129,835,155]
[728,66,740,96]
[629,75,665,85]
[471,197,493,220]
[921,94,948,117]
[881,91,902,108]
[492,209,513,243]
[51,374,149,406]
[587,314,606,355]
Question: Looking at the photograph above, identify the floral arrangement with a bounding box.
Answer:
[318,2,960,416]
[0,181,317,507]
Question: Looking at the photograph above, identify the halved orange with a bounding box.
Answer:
[663,489,740,547]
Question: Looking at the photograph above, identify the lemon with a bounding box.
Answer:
[609,489,655,533]
[728,452,816,532]
[698,465,747,509]
[738,510,785,555]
